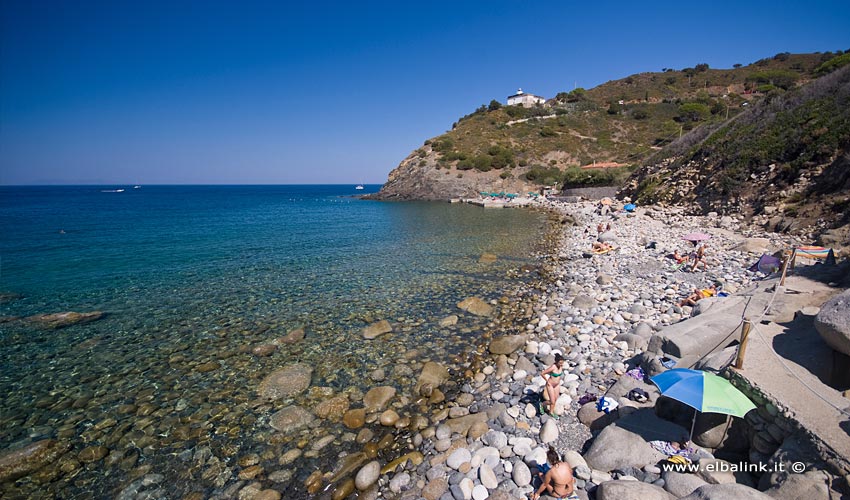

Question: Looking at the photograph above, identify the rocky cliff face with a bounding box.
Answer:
[365,145,538,201]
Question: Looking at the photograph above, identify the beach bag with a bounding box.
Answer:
[627,388,649,403]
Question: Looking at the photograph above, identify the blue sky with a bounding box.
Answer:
[1,1,848,185]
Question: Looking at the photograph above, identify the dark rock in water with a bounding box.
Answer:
[251,344,277,356]
[26,311,104,329]
[78,445,109,463]
[0,292,23,304]
[0,439,71,482]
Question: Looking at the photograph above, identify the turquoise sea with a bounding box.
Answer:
[0,185,548,498]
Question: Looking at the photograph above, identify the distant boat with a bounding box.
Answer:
[133,185,141,189]
[101,189,125,193]
[355,184,364,190]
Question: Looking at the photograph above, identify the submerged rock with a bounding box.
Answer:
[0,439,71,482]
[258,364,313,400]
[269,405,315,432]
[362,320,393,339]
[457,297,493,317]
[26,311,104,329]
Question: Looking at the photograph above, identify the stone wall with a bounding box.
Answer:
[724,370,850,484]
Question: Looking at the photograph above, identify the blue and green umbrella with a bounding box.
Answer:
[651,368,756,441]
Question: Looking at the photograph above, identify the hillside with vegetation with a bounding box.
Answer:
[621,58,850,241]
[370,51,849,202]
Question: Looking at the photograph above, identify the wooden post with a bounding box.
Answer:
[779,249,794,287]
[735,319,752,369]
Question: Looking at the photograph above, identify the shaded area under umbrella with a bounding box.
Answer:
[651,368,756,442]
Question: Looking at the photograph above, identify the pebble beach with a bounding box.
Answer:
[314,198,817,500]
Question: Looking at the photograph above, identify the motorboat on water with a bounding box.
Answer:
[355,184,364,190]
[101,189,125,193]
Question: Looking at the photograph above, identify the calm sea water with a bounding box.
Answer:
[0,185,547,498]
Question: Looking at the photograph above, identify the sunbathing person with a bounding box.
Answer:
[679,284,718,307]
[672,250,689,264]
[592,241,613,253]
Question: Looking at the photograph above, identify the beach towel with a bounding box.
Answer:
[796,246,835,260]
[592,246,617,255]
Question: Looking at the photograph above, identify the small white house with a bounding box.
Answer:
[507,88,546,107]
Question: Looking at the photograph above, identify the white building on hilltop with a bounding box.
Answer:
[507,88,546,107]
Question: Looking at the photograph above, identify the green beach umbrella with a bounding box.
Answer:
[651,368,756,441]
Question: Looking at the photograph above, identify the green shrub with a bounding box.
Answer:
[632,109,649,120]
[678,102,711,122]
[540,127,557,137]
[488,99,502,111]
[814,53,850,74]
[505,106,530,118]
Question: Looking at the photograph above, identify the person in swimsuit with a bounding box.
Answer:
[691,243,708,272]
[540,353,565,418]
[531,446,577,500]
[679,284,718,307]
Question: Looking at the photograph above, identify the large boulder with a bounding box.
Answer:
[258,364,312,400]
[0,439,71,482]
[489,334,528,355]
[814,289,850,356]
[596,480,673,500]
[26,311,104,329]
[762,470,834,500]
[457,297,493,317]
[647,296,749,360]
[577,402,619,431]
[679,483,773,499]
[583,425,666,471]
[662,470,710,498]
[734,238,772,254]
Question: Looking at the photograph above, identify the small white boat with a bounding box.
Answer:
[355,184,364,190]
[101,189,125,193]
[133,185,141,189]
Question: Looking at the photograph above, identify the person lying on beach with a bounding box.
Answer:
[679,284,718,307]
[649,440,692,458]
[531,446,577,500]
[591,241,613,253]
[691,243,708,272]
